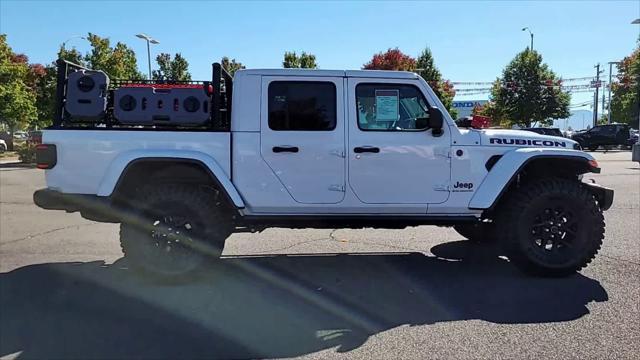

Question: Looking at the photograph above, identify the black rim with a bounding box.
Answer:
[526,201,585,266]
[139,202,206,274]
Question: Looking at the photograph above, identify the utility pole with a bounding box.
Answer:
[607,61,621,124]
[602,83,606,122]
[593,63,602,127]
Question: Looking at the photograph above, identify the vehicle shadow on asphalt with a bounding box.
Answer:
[0,240,608,359]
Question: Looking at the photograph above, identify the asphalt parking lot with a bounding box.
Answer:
[1,151,638,359]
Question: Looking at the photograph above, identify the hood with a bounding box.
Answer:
[476,129,579,149]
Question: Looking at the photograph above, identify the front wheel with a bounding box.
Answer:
[120,184,233,279]
[496,177,604,277]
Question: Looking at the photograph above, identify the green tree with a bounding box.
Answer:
[283,51,318,68]
[152,52,191,81]
[0,34,37,136]
[221,56,245,76]
[610,42,639,128]
[85,33,143,79]
[58,45,84,65]
[490,49,570,127]
[26,63,56,129]
[416,47,457,118]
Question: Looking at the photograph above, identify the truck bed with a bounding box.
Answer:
[42,130,231,196]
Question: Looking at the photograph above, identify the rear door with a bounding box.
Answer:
[260,77,346,204]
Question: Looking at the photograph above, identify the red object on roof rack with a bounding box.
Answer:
[119,83,204,89]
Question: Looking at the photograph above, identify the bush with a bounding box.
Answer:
[17,143,36,164]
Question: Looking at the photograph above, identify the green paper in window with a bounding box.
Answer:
[375,90,399,121]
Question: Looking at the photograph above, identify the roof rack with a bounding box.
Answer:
[52,59,233,131]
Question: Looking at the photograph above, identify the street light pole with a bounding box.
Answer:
[522,27,534,51]
[61,35,86,50]
[135,33,159,79]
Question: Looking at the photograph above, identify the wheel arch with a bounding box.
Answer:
[98,150,245,209]
[469,149,599,211]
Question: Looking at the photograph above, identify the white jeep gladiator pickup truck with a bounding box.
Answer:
[34,60,614,278]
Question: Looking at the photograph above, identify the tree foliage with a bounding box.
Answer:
[610,42,639,128]
[416,47,457,118]
[363,47,457,117]
[490,49,570,127]
[27,63,56,129]
[152,52,191,81]
[58,46,84,66]
[363,48,415,71]
[283,51,318,69]
[85,33,143,79]
[0,34,37,134]
[221,56,245,76]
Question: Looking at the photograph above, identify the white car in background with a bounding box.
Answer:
[13,131,28,140]
[0,139,7,153]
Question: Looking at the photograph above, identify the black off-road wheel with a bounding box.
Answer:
[119,184,233,279]
[453,222,496,242]
[496,177,604,277]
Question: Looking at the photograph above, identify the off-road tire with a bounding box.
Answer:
[453,222,496,242]
[496,177,604,277]
[120,183,233,279]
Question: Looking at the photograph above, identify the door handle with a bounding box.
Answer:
[273,146,299,153]
[354,146,380,153]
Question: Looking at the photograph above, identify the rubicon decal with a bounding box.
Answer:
[489,138,567,147]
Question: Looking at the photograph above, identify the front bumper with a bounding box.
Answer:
[583,182,614,211]
[33,188,120,222]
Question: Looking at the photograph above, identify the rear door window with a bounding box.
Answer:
[268,81,336,131]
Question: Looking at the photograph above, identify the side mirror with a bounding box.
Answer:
[428,107,444,137]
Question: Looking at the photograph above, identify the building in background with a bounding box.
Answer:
[452,100,488,119]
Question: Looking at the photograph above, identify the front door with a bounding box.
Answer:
[260,77,346,204]
[347,78,451,204]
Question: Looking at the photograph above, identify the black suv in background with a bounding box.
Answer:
[523,127,565,138]
[571,123,631,151]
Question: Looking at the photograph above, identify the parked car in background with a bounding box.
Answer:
[0,132,13,151]
[13,131,28,140]
[628,129,639,146]
[523,127,565,138]
[27,130,42,145]
[571,123,631,151]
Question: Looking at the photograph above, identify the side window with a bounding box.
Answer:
[268,81,336,131]
[601,126,615,135]
[589,127,602,134]
[356,83,430,131]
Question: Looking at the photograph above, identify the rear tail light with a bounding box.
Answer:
[36,144,57,169]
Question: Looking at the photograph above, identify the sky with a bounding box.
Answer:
[1,0,639,113]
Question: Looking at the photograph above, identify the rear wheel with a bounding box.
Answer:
[496,177,604,277]
[453,222,496,242]
[120,183,232,279]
